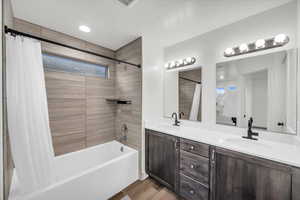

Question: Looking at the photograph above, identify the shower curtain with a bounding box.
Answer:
[189,84,201,121]
[6,35,55,193]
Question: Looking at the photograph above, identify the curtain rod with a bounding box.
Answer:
[179,76,201,84]
[4,26,141,68]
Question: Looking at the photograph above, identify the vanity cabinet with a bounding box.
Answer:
[211,147,300,200]
[145,129,179,191]
[179,138,210,200]
[145,129,300,200]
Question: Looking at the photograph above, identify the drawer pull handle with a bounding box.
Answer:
[189,145,195,150]
[190,164,195,169]
[189,190,195,195]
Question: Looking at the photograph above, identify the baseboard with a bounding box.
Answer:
[139,172,148,181]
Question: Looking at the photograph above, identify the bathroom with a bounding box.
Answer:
[1,0,300,200]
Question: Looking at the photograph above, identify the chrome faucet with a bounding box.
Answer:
[172,112,180,126]
[243,117,259,140]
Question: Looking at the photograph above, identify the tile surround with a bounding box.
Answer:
[14,18,142,157]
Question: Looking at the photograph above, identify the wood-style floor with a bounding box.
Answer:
[109,178,181,200]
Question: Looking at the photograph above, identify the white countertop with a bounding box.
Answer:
[145,119,300,168]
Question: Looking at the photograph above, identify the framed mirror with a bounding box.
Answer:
[164,67,202,121]
[216,49,298,134]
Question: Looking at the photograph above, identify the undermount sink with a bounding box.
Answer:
[157,123,181,130]
[224,137,272,150]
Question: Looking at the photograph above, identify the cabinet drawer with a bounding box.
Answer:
[180,151,209,185]
[180,174,209,200]
[180,138,209,157]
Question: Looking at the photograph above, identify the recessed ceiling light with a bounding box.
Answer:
[79,25,91,33]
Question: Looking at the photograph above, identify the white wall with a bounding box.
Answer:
[0,1,3,198]
[2,0,14,199]
[164,2,297,125]
[141,35,165,179]
[298,0,300,137]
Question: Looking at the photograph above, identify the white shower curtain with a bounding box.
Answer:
[189,84,201,121]
[6,35,55,193]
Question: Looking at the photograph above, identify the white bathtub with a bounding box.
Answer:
[9,141,139,200]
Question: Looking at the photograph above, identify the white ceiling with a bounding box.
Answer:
[11,0,293,50]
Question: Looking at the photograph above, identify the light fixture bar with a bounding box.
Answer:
[165,57,196,70]
[224,34,289,57]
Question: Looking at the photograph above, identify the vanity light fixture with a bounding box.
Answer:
[224,34,289,57]
[165,57,196,70]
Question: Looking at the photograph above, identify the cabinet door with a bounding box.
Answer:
[146,129,179,191]
[213,148,292,200]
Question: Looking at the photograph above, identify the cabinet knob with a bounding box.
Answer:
[189,190,195,195]
[190,164,195,169]
[189,145,194,150]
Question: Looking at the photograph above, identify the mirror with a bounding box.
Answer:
[216,49,298,134]
[164,67,202,121]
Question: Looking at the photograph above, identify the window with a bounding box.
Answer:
[216,88,225,95]
[228,86,237,91]
[42,53,108,78]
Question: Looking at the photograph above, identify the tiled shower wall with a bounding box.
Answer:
[13,18,142,156]
[115,38,143,176]
[45,71,116,155]
[115,38,142,150]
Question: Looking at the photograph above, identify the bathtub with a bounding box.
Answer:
[9,141,139,200]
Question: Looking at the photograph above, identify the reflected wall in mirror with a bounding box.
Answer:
[216,49,298,134]
[164,67,202,121]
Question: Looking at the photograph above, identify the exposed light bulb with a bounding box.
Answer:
[239,43,248,52]
[219,75,225,80]
[225,48,234,56]
[255,39,266,49]
[274,34,288,45]
[79,25,91,33]
[178,59,184,65]
[170,61,176,68]
[186,57,192,63]
[165,63,170,69]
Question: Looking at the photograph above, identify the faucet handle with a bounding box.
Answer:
[179,112,185,119]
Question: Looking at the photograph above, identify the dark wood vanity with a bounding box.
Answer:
[145,129,300,200]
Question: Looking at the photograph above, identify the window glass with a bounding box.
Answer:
[216,88,225,95]
[42,53,108,78]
